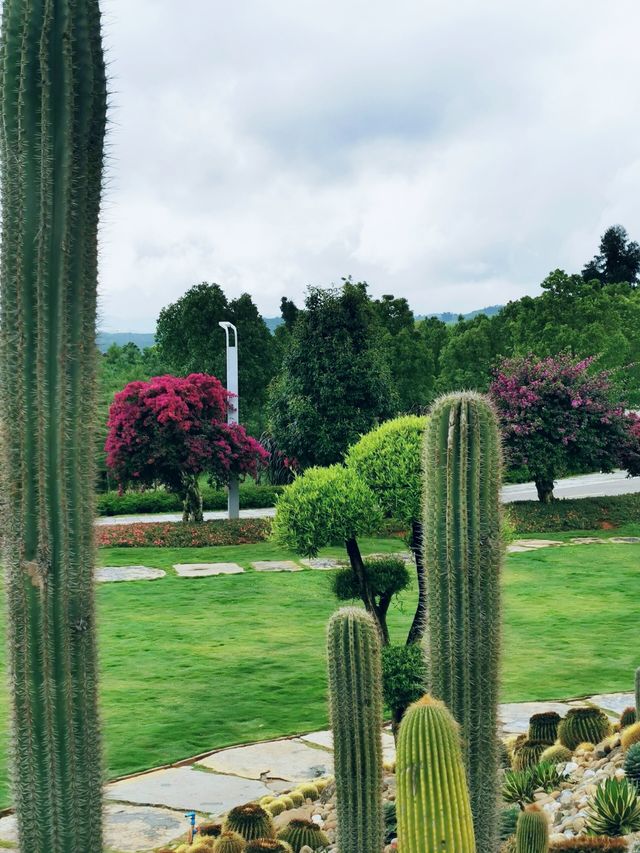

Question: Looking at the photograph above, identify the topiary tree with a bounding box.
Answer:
[345,415,428,642]
[105,373,267,522]
[273,465,386,637]
[0,0,107,849]
[490,354,640,502]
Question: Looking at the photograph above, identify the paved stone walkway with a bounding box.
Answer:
[0,691,632,851]
[174,562,244,577]
[97,566,166,583]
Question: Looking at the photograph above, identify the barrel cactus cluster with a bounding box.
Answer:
[559,708,612,751]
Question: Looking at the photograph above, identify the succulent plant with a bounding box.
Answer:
[298,783,320,800]
[502,769,536,808]
[528,712,561,745]
[244,841,294,853]
[277,819,330,852]
[327,607,384,853]
[513,741,548,771]
[280,796,295,810]
[532,761,564,793]
[212,832,245,853]
[198,822,222,837]
[585,778,640,836]
[287,791,304,807]
[314,778,330,793]
[383,801,398,845]
[192,839,217,852]
[0,1,108,850]
[558,708,611,751]
[575,742,596,752]
[624,741,640,790]
[501,838,517,853]
[500,806,520,842]
[620,706,637,729]
[540,744,572,765]
[260,796,276,806]
[423,392,503,852]
[515,805,548,853]
[223,804,275,841]
[621,721,640,751]
[396,695,475,852]
[265,800,286,817]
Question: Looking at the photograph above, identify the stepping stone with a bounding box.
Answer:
[198,738,333,782]
[174,563,244,578]
[609,537,640,544]
[300,558,345,570]
[513,539,564,549]
[586,692,635,716]
[366,552,413,563]
[106,766,270,816]
[301,729,396,765]
[507,544,537,553]
[97,566,166,583]
[0,804,187,851]
[570,537,608,544]
[498,701,575,735]
[251,561,301,572]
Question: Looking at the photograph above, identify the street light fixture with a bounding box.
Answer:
[219,321,239,519]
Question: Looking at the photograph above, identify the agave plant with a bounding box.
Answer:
[532,761,564,793]
[585,778,640,836]
[502,768,536,808]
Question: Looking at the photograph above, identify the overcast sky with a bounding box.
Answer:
[98,0,640,331]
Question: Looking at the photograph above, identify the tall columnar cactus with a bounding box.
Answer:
[0,2,107,852]
[635,668,640,717]
[327,607,384,853]
[515,806,548,853]
[422,391,503,851]
[396,695,476,853]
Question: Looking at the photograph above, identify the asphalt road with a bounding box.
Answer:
[95,470,639,525]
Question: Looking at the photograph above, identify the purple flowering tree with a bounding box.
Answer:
[490,355,640,502]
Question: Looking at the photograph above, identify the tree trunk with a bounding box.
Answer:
[406,520,427,645]
[182,474,204,523]
[535,477,555,503]
[345,538,389,643]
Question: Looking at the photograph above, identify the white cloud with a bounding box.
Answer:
[98,0,640,330]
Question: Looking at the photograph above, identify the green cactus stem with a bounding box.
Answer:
[223,804,275,841]
[528,712,560,744]
[636,668,640,718]
[422,391,503,851]
[624,742,640,790]
[244,841,294,853]
[515,805,548,853]
[558,708,611,751]
[513,740,549,771]
[277,819,330,852]
[327,607,384,853]
[396,695,476,853]
[212,832,245,853]
[0,2,107,851]
[540,744,572,765]
[621,706,637,729]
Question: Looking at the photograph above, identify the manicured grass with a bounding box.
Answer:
[0,537,637,809]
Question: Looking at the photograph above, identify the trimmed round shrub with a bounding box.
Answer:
[332,557,411,602]
[381,643,428,720]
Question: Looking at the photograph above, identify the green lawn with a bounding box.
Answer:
[0,537,637,808]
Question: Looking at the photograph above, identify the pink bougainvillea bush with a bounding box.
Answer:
[490,354,640,502]
[105,373,268,521]
[97,518,272,549]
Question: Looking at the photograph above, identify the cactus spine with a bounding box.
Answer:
[515,806,548,853]
[327,607,384,853]
[0,2,106,851]
[422,392,503,851]
[396,695,475,852]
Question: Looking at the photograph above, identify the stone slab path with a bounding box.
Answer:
[174,562,244,578]
[97,566,166,583]
[251,560,302,572]
[0,691,635,851]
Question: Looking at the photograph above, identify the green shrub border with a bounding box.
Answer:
[507,492,640,533]
[97,483,283,516]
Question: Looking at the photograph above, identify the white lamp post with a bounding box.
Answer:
[218,321,239,519]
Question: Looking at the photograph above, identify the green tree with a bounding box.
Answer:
[156,282,278,435]
[582,224,640,285]
[267,281,397,467]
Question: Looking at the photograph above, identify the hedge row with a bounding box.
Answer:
[97,518,272,548]
[97,483,283,516]
[507,492,640,533]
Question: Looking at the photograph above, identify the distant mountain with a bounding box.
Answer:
[97,332,155,352]
[98,305,504,351]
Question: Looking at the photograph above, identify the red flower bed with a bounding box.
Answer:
[97,518,272,548]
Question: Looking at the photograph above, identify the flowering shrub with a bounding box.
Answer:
[105,373,268,521]
[97,518,272,548]
[490,355,640,501]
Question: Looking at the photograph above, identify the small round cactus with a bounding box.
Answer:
[280,796,294,810]
[624,742,640,790]
[622,721,640,752]
[298,783,320,800]
[528,712,560,745]
[540,743,572,764]
[244,841,294,853]
[558,707,611,751]
[265,800,286,816]
[620,707,637,729]
[213,833,245,853]
[223,803,275,841]
[515,805,548,853]
[288,791,304,807]
[278,819,331,853]
[198,822,222,837]
[512,740,547,771]
[192,838,217,852]
[260,796,276,806]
